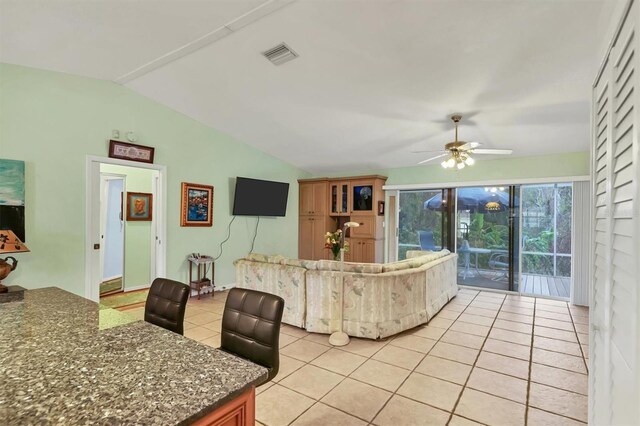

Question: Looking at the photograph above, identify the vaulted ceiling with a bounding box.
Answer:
[0,0,624,173]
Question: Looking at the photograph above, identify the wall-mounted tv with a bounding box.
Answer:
[233,177,289,217]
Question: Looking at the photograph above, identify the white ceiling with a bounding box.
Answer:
[0,0,623,173]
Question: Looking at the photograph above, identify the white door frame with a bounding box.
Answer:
[99,173,126,287]
[85,155,167,302]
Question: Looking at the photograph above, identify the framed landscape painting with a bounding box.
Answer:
[0,159,26,241]
[181,182,213,227]
[126,192,153,221]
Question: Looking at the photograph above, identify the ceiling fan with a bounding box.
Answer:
[415,115,513,169]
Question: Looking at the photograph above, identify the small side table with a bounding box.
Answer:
[187,255,214,300]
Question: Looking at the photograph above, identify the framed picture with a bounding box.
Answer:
[181,182,214,227]
[0,159,25,241]
[378,201,385,215]
[109,140,155,164]
[126,192,153,221]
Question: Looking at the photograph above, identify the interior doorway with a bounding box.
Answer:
[85,156,166,302]
[100,174,125,296]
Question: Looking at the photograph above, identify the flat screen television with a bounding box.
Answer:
[233,177,289,217]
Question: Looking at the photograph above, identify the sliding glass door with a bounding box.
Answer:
[520,183,572,298]
[454,186,519,291]
[393,182,572,299]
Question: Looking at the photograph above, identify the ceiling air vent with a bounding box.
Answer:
[262,43,298,66]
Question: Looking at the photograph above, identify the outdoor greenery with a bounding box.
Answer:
[398,190,443,260]
[521,184,572,277]
[466,212,509,249]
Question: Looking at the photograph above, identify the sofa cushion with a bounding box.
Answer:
[316,260,384,274]
[382,249,451,272]
[406,250,433,259]
[280,258,318,270]
[246,253,285,264]
[381,258,415,272]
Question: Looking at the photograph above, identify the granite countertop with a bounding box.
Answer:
[0,288,267,425]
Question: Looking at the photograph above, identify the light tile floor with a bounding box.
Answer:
[120,288,589,426]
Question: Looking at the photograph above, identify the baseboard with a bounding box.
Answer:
[216,283,235,291]
[123,284,150,292]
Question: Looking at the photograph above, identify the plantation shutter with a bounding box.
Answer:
[590,1,640,424]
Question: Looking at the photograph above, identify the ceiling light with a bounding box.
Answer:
[464,156,475,166]
[456,161,465,170]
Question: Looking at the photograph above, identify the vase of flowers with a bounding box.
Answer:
[325,229,349,261]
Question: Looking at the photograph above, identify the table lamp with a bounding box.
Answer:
[329,221,360,347]
[0,230,29,293]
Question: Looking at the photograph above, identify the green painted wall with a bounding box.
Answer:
[101,164,156,291]
[323,151,590,185]
[0,63,309,297]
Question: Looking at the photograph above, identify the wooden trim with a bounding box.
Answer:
[299,175,388,183]
[191,386,255,426]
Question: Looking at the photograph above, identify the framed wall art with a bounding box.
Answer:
[181,182,214,227]
[109,140,155,164]
[0,159,26,241]
[126,192,153,221]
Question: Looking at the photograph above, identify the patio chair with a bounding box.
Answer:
[488,252,509,281]
[417,231,436,251]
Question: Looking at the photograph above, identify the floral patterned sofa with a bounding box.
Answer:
[233,250,458,339]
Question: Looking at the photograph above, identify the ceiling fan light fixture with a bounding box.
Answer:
[418,114,512,169]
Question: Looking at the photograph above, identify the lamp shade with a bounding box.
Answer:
[0,230,29,254]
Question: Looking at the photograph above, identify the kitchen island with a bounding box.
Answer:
[0,287,267,425]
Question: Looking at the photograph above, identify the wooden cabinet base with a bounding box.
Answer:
[192,387,256,426]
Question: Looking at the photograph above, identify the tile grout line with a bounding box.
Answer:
[367,290,482,426]
[274,322,589,423]
[445,290,508,425]
[254,291,587,425]
[279,329,397,425]
[524,296,537,426]
[568,309,590,372]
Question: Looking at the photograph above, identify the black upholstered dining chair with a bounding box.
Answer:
[144,278,190,335]
[219,288,285,385]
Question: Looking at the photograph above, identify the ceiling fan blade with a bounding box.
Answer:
[459,141,482,150]
[418,153,448,165]
[411,149,446,154]
[471,148,513,155]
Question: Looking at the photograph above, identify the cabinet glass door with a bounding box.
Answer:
[340,183,349,214]
[331,184,339,214]
[330,183,350,215]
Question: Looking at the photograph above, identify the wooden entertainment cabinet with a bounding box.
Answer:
[298,175,387,263]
